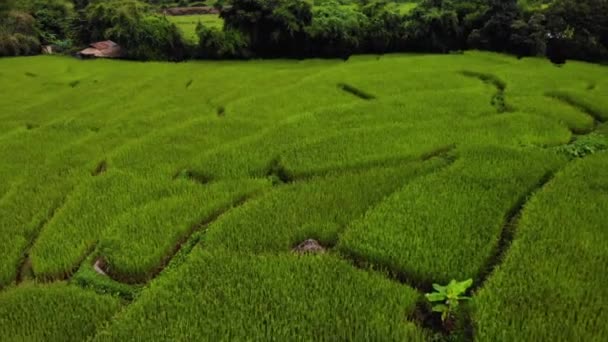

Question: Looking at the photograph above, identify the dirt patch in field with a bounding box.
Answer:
[93,258,108,276]
[337,83,376,100]
[217,106,225,117]
[292,239,326,254]
[92,160,107,176]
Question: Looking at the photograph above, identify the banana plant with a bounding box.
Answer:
[425,279,473,322]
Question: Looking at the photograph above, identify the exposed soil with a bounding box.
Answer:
[93,258,108,276]
[92,160,107,176]
[217,106,226,117]
[292,239,326,254]
[337,83,376,100]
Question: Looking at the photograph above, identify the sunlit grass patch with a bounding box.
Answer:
[203,158,451,254]
[473,151,608,340]
[93,252,427,341]
[0,282,121,341]
[339,146,567,286]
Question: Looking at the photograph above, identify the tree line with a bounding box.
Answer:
[1,0,607,64]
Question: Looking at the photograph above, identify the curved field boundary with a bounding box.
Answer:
[545,91,608,124]
[15,198,68,285]
[98,193,264,285]
[460,70,511,113]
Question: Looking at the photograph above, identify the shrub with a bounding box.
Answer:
[196,24,250,59]
[0,283,121,341]
[0,10,40,57]
[305,1,368,57]
[75,0,187,60]
[28,0,75,45]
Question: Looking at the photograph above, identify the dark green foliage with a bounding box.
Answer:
[404,5,462,53]
[75,0,187,60]
[3,0,608,62]
[28,0,74,45]
[306,1,367,57]
[196,24,250,58]
[221,0,313,57]
[468,0,521,52]
[545,0,608,63]
[0,10,40,56]
[556,133,608,158]
[508,13,547,57]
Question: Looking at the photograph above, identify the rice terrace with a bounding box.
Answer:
[1,0,608,341]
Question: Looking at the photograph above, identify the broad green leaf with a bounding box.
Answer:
[425,292,446,302]
[432,283,447,293]
[454,279,473,293]
[432,304,448,313]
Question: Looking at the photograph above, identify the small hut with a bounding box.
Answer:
[78,40,123,59]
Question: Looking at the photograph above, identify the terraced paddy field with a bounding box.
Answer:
[0,52,607,341]
[167,14,224,43]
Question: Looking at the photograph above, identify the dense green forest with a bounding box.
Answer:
[1,0,607,63]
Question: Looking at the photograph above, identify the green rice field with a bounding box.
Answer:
[0,51,607,340]
[167,14,224,42]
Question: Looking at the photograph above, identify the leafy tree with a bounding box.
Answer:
[0,7,40,57]
[509,13,547,57]
[196,24,250,59]
[360,0,402,53]
[75,0,186,60]
[469,0,522,52]
[305,0,367,57]
[222,0,313,56]
[404,6,461,53]
[28,0,75,45]
[545,0,608,62]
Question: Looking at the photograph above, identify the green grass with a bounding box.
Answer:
[339,146,567,285]
[203,158,451,254]
[167,14,223,42]
[473,151,608,340]
[94,252,428,341]
[0,282,121,341]
[0,52,607,340]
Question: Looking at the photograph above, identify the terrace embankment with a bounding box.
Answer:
[460,70,511,113]
[337,83,376,100]
[99,194,263,284]
[546,91,607,125]
[16,199,66,284]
